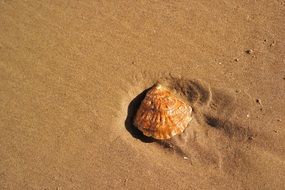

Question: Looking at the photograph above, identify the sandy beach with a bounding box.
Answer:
[1,1,285,189]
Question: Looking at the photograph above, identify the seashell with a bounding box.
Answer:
[134,83,193,140]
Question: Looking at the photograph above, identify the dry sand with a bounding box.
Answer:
[1,1,285,189]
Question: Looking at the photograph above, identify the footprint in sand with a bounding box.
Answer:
[125,77,255,170]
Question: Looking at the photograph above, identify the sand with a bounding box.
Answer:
[1,1,285,189]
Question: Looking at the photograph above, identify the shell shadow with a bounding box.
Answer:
[204,114,254,140]
[125,87,155,143]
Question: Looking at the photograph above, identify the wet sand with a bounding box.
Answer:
[1,1,285,189]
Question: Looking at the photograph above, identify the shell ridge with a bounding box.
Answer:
[134,83,193,139]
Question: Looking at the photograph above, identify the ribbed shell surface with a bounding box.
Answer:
[134,84,193,139]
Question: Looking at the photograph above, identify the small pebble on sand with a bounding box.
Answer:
[248,136,254,140]
[255,99,262,105]
[245,49,254,54]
